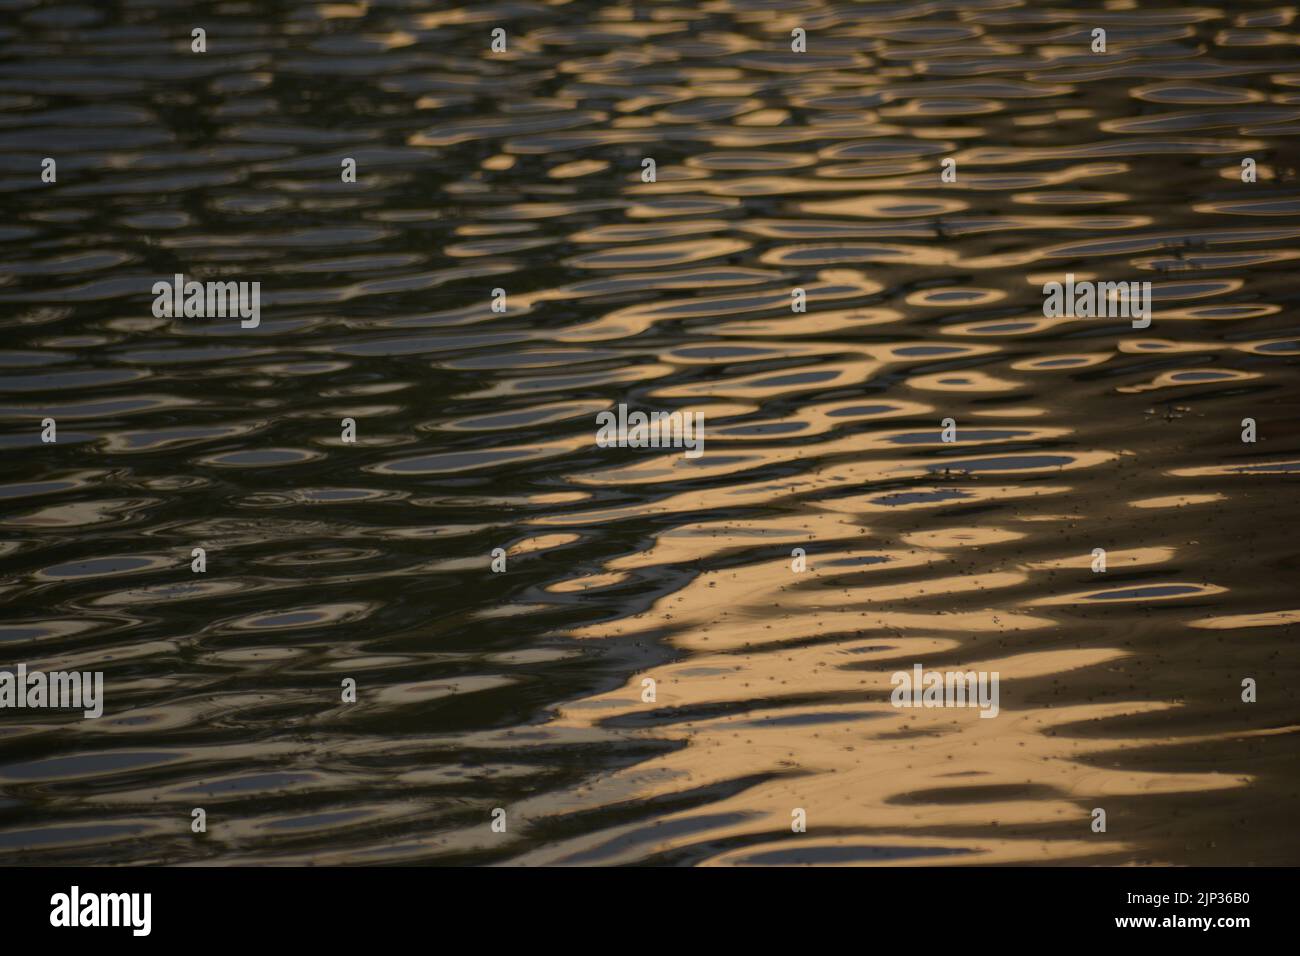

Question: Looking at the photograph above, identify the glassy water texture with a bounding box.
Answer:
[0,0,1298,865]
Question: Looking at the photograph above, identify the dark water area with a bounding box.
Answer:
[0,0,1298,866]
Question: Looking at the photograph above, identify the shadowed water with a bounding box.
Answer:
[1,0,1298,866]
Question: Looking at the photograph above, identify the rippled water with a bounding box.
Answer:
[1,0,1299,866]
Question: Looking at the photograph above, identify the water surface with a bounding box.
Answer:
[1,0,1298,866]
